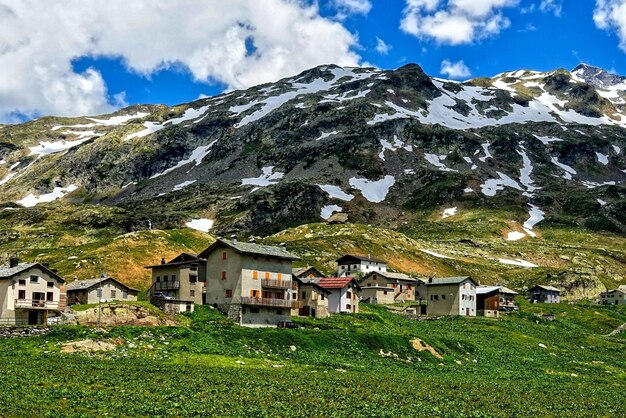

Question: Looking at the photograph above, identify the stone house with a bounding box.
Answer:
[0,257,66,325]
[292,266,326,280]
[293,276,331,318]
[316,277,360,314]
[200,237,301,327]
[67,275,139,305]
[416,277,478,316]
[145,253,205,313]
[529,285,561,303]
[336,255,387,277]
[360,271,418,304]
[599,288,626,305]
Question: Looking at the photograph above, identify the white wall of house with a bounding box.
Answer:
[458,280,477,316]
[337,260,387,276]
[327,285,358,313]
[0,267,63,324]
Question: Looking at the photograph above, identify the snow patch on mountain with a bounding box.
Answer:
[318,185,354,201]
[321,205,343,220]
[480,172,523,196]
[242,166,285,191]
[349,175,395,203]
[17,185,78,207]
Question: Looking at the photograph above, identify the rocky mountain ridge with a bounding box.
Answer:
[0,63,625,238]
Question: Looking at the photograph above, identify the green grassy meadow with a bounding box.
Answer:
[0,302,625,417]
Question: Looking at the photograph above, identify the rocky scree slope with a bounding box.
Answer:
[0,63,625,237]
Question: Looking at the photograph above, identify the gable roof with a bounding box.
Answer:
[0,262,65,283]
[145,252,201,269]
[317,277,361,290]
[530,285,561,293]
[601,288,626,295]
[476,286,500,295]
[293,276,332,294]
[426,276,477,286]
[336,254,387,264]
[67,276,139,292]
[198,238,300,261]
[498,286,519,295]
[292,266,326,279]
[362,271,417,283]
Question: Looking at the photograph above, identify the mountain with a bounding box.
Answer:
[0,63,625,293]
[571,63,626,91]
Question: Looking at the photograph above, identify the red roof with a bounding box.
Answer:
[317,277,356,289]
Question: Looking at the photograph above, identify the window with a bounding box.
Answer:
[171,275,177,281]
[190,290,195,298]
[190,275,197,283]
[252,271,258,280]
[373,275,377,281]
[346,304,351,310]
[221,271,227,280]
[97,289,102,298]
[18,279,26,286]
[18,290,25,300]
[347,291,352,299]
[30,275,38,283]
[189,266,198,271]
[225,289,233,298]
[302,291,306,299]
[262,291,272,299]
[383,291,388,295]
[111,290,117,298]
[407,285,412,290]
[47,282,54,288]
[264,272,270,280]
[462,295,466,301]
[442,294,446,300]
[430,295,439,301]
[156,276,161,282]
[222,251,227,260]
[46,292,53,302]
[163,275,169,281]
[275,292,284,300]
[391,283,397,289]
[321,294,325,301]
[250,290,259,298]
[123,291,128,299]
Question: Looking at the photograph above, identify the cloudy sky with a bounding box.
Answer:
[0,0,625,123]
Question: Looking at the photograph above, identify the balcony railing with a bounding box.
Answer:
[241,297,302,309]
[154,281,181,291]
[14,299,59,310]
[260,279,295,289]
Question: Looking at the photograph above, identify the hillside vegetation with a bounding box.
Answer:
[0,303,624,416]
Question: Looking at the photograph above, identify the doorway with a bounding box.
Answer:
[28,310,41,325]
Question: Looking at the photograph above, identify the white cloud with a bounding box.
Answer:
[594,0,626,52]
[0,0,361,122]
[400,0,518,45]
[539,0,562,16]
[375,37,392,54]
[440,59,471,79]
[332,0,372,15]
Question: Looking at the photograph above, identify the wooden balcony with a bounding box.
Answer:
[14,299,59,310]
[241,297,302,309]
[154,281,181,291]
[260,279,295,289]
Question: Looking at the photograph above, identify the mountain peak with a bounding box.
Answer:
[571,63,626,90]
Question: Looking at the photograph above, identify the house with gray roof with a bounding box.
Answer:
[145,252,204,313]
[336,254,387,277]
[67,274,139,305]
[529,285,561,304]
[360,271,419,304]
[0,257,66,325]
[200,236,301,326]
[416,277,478,316]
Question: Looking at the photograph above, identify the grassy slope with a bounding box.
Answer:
[0,303,624,416]
[1,204,625,295]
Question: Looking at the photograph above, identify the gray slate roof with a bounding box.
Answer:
[67,277,138,292]
[369,271,417,282]
[0,263,37,278]
[426,276,475,286]
[531,285,561,292]
[200,239,301,261]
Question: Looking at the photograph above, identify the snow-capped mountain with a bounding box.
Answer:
[571,63,626,91]
[0,63,625,235]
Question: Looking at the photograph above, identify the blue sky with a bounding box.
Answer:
[0,0,625,122]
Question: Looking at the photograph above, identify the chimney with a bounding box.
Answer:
[161,257,166,265]
[100,272,106,278]
[428,277,433,283]
[9,256,19,268]
[231,234,237,244]
[280,242,286,249]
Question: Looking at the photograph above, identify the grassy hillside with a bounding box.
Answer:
[1,203,625,297]
[0,303,624,416]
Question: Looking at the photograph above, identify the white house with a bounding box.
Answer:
[316,277,360,314]
[417,277,478,316]
[336,255,387,277]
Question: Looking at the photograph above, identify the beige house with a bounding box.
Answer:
[146,253,204,313]
[336,255,387,277]
[0,257,66,325]
[416,277,478,316]
[600,288,626,305]
[67,275,139,305]
[200,237,301,326]
[293,266,326,280]
[293,276,331,318]
[316,277,360,314]
[360,271,418,304]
